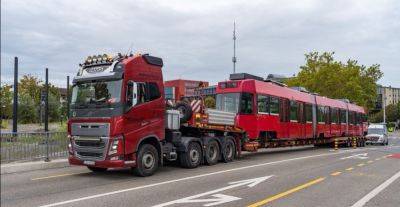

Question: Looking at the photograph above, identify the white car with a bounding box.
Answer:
[365,124,388,145]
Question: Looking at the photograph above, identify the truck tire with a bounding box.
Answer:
[179,142,202,168]
[175,102,192,123]
[87,166,107,172]
[205,140,220,165]
[133,144,159,177]
[222,138,235,163]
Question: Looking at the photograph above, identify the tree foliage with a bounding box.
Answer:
[11,74,63,123]
[204,96,216,108]
[369,103,400,123]
[0,84,13,118]
[286,52,383,110]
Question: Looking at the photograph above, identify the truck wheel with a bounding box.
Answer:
[175,102,193,123]
[87,166,107,172]
[222,139,235,163]
[179,142,202,168]
[133,144,159,177]
[205,140,220,165]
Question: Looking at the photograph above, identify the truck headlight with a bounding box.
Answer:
[108,136,123,155]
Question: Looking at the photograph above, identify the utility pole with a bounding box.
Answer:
[232,21,237,74]
[67,76,70,119]
[45,68,49,132]
[12,57,18,133]
[383,94,386,124]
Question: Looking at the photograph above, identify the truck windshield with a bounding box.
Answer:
[367,128,384,135]
[216,93,240,113]
[71,80,122,108]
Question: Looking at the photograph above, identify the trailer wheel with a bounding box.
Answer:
[222,139,235,163]
[133,144,159,177]
[175,102,193,123]
[87,166,107,172]
[205,140,220,165]
[179,142,202,168]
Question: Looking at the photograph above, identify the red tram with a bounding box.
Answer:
[214,73,367,143]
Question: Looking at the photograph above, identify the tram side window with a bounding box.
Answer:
[325,107,330,124]
[317,106,325,123]
[270,96,279,114]
[290,101,298,121]
[240,93,253,114]
[305,104,313,122]
[331,108,338,124]
[340,110,347,124]
[257,95,269,114]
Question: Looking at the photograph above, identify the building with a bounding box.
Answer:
[376,85,400,110]
[164,79,209,101]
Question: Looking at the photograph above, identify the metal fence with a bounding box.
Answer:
[0,131,68,163]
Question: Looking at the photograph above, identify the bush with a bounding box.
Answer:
[18,94,38,124]
[204,96,216,108]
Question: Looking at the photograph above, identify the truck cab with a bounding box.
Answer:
[68,53,166,176]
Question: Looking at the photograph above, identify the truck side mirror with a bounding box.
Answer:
[127,81,138,107]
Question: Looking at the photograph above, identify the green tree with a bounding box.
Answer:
[204,96,216,108]
[369,103,400,123]
[286,52,383,110]
[19,74,43,105]
[18,93,38,124]
[0,84,13,118]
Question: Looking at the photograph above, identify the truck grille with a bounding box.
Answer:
[73,136,109,161]
[77,151,103,158]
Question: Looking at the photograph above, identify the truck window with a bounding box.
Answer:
[270,96,279,115]
[137,83,146,104]
[240,93,253,114]
[257,95,269,114]
[148,82,161,101]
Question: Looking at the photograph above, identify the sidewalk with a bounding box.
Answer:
[1,158,69,175]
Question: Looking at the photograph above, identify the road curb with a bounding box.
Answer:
[1,159,69,174]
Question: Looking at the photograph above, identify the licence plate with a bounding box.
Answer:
[83,160,95,165]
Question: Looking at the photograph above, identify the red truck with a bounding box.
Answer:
[68,53,366,176]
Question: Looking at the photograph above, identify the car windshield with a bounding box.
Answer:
[71,80,122,108]
[368,128,384,135]
[216,93,240,113]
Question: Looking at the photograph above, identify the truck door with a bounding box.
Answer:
[124,81,164,153]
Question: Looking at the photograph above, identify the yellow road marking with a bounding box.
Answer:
[247,177,325,207]
[358,163,365,167]
[346,167,354,171]
[331,171,342,176]
[367,160,373,163]
[375,158,381,161]
[31,172,88,181]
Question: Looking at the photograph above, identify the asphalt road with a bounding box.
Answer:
[2,132,400,207]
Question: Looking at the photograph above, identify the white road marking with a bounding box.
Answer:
[340,153,368,160]
[152,176,272,207]
[38,148,371,207]
[351,170,400,207]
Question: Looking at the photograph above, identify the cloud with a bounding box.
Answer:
[1,0,399,87]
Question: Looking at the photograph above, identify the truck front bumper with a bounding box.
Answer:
[68,156,136,168]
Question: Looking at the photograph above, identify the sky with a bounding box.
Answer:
[1,0,399,88]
